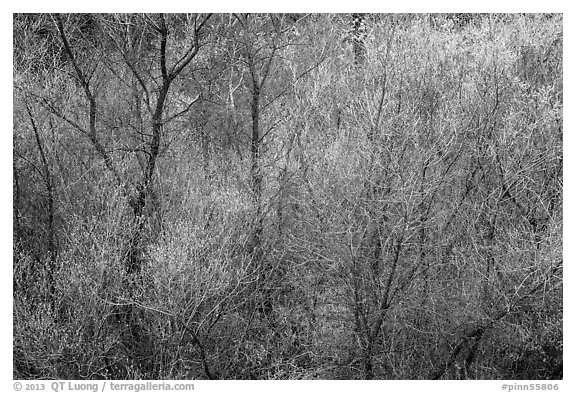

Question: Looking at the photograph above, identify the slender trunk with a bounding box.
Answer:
[54,14,122,186]
[250,85,263,256]
[363,341,375,380]
[249,81,273,317]
[419,159,430,305]
[351,257,374,379]
[127,17,169,275]
[13,161,22,245]
[27,106,57,305]
[122,16,172,376]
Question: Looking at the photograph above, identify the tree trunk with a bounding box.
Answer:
[27,106,57,306]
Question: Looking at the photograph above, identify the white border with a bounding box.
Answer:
[3,3,573,393]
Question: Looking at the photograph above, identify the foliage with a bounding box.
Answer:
[13,13,562,380]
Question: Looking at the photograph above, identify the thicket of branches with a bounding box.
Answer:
[13,13,562,380]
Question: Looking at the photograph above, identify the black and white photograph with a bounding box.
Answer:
[12,9,564,385]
